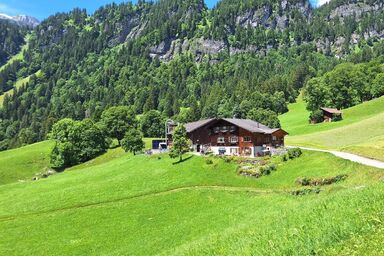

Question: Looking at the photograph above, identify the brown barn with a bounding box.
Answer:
[169,118,288,157]
[320,107,342,122]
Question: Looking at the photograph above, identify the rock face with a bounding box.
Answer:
[0,13,40,27]
[145,0,384,61]
[147,0,311,60]
[329,2,383,20]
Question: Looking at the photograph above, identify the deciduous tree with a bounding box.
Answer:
[169,125,190,162]
[121,128,145,155]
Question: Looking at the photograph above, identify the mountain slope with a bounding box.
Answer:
[0,14,39,27]
[1,0,384,151]
[0,20,26,66]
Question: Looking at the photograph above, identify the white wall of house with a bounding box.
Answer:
[211,146,241,156]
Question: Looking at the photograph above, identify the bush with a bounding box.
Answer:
[332,114,343,122]
[239,169,262,178]
[206,159,213,165]
[291,188,321,196]
[259,164,277,176]
[309,110,324,123]
[288,148,302,159]
[224,156,235,163]
[296,175,348,186]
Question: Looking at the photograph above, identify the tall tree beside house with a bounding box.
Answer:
[140,110,165,138]
[99,106,137,144]
[169,125,190,162]
[121,128,145,155]
[247,108,281,128]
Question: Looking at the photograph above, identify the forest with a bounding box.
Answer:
[0,20,26,66]
[0,0,383,150]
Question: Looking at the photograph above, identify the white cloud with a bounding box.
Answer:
[317,0,331,6]
[0,3,20,16]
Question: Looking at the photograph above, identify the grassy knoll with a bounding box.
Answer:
[280,95,384,136]
[0,141,54,185]
[0,145,383,255]
[0,138,161,184]
[285,111,384,149]
[280,96,384,160]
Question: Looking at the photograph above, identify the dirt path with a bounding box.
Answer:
[291,146,384,169]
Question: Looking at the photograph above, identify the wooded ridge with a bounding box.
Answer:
[0,0,383,150]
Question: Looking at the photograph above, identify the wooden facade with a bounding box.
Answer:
[321,107,343,123]
[180,118,288,157]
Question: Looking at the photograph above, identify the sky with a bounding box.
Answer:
[0,0,329,21]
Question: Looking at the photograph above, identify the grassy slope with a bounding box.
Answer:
[0,138,161,185]
[280,95,384,136]
[0,37,28,72]
[0,142,383,255]
[280,96,384,161]
[0,141,54,185]
[0,70,42,105]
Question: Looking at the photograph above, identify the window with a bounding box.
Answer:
[213,127,220,133]
[221,126,228,132]
[230,136,238,143]
[229,126,236,132]
[230,148,239,155]
[244,136,251,142]
[272,136,277,141]
[217,137,225,143]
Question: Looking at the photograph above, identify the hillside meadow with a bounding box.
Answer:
[0,141,383,255]
[280,96,384,161]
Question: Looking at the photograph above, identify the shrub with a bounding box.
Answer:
[309,110,324,123]
[224,156,235,163]
[291,188,321,196]
[332,114,343,122]
[296,175,348,186]
[259,164,277,176]
[206,159,213,165]
[288,148,302,159]
[239,169,262,178]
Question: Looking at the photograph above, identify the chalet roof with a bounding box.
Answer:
[184,118,216,133]
[320,107,342,114]
[185,118,288,135]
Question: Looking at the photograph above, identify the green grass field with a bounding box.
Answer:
[0,141,54,185]
[280,95,384,136]
[280,95,384,161]
[0,140,383,255]
[0,138,161,185]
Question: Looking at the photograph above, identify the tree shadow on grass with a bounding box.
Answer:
[172,155,194,165]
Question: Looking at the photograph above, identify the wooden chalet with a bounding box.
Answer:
[168,118,288,157]
[320,107,342,122]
